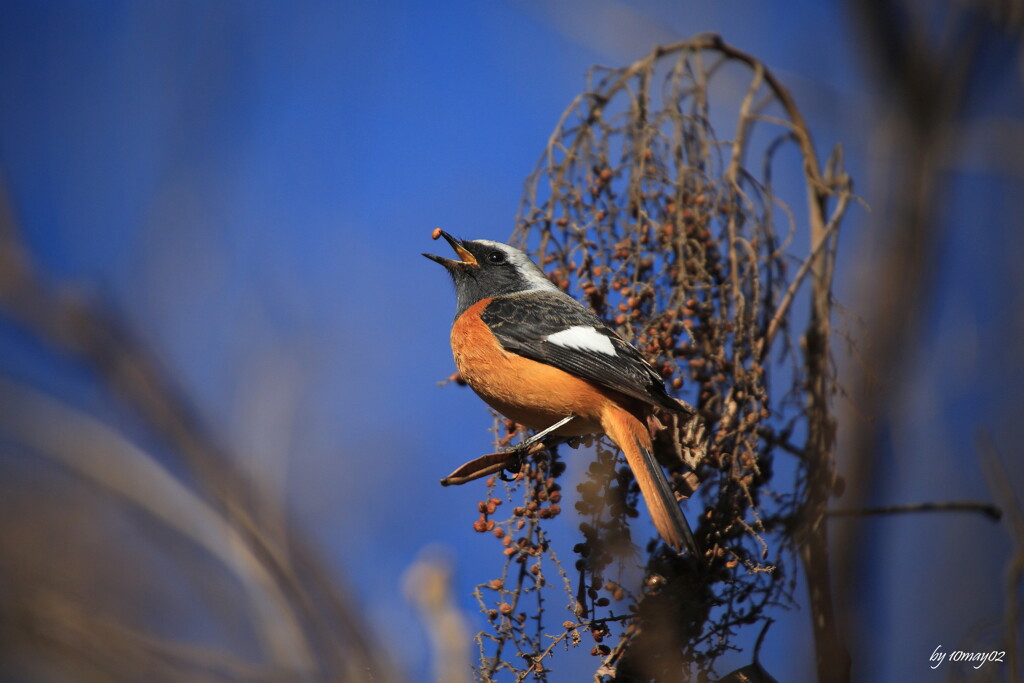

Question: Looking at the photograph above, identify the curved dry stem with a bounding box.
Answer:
[484,34,855,681]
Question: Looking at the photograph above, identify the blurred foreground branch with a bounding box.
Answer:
[977,432,1024,681]
[0,179,397,680]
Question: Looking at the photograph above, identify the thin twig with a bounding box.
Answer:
[827,501,1002,521]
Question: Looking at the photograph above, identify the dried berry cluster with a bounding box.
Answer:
[468,37,848,681]
[471,446,575,681]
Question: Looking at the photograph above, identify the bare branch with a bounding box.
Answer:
[827,501,1002,521]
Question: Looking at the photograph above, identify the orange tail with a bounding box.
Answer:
[601,405,700,558]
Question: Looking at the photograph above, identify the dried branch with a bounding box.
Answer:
[0,380,314,670]
[0,176,397,680]
[458,34,854,681]
[441,416,577,486]
[827,501,1002,521]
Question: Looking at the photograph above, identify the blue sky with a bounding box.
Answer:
[1,1,1020,681]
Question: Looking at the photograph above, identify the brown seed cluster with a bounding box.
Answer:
[512,163,779,570]
[471,447,575,663]
[463,38,847,678]
[494,47,805,669]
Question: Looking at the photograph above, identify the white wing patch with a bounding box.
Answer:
[545,326,617,355]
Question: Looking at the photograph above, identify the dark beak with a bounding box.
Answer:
[423,230,479,270]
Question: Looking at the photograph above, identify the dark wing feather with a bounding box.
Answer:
[481,291,683,412]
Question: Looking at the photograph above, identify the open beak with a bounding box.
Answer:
[422,229,478,270]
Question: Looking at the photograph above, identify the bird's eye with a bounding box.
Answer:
[487,251,506,264]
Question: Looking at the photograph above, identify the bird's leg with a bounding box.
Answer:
[440,415,577,486]
[499,414,576,481]
[520,414,576,449]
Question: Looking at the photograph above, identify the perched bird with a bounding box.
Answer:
[424,230,699,557]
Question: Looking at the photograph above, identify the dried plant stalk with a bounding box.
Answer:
[468,34,853,682]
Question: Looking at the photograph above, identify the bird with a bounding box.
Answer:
[424,229,700,558]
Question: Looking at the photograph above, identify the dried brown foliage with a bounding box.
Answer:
[0,181,398,681]
[465,35,854,681]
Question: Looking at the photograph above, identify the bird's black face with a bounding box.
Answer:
[423,230,555,318]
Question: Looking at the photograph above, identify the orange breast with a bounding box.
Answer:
[451,299,624,436]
